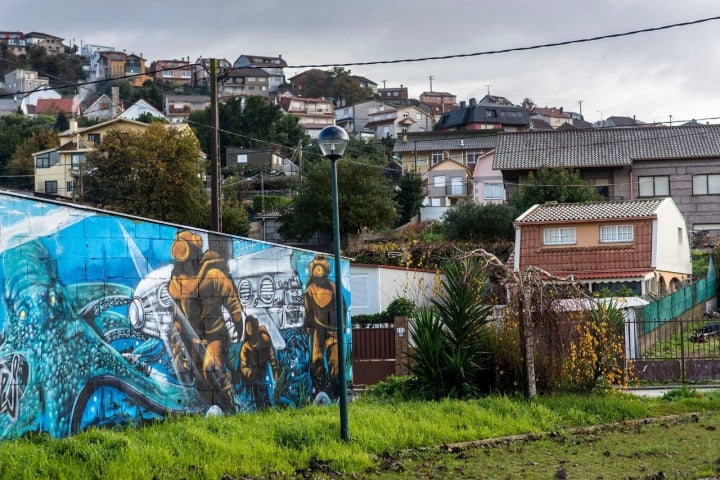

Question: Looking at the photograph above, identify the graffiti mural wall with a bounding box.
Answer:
[0,192,351,440]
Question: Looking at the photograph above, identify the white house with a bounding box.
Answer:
[349,264,439,317]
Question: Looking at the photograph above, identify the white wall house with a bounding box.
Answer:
[349,264,439,317]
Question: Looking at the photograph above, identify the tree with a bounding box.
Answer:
[295,69,332,98]
[395,172,424,226]
[0,114,56,186]
[221,197,250,237]
[295,67,372,106]
[522,97,536,115]
[54,111,70,131]
[5,129,58,191]
[83,123,211,228]
[278,159,398,241]
[442,201,516,241]
[189,96,310,169]
[508,166,602,215]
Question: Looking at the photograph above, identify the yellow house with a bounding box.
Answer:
[33,118,154,200]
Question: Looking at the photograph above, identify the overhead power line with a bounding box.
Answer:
[281,15,720,69]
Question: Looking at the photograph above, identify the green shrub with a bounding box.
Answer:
[351,297,416,326]
[441,201,516,242]
[408,257,494,400]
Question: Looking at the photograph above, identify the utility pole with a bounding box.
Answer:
[297,140,303,186]
[210,58,222,232]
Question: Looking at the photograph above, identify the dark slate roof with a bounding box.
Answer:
[493,124,720,170]
[437,103,530,129]
[393,131,498,153]
[515,198,666,223]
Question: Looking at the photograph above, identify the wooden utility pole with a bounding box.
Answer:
[209,58,222,232]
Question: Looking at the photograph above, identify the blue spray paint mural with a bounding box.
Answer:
[0,193,351,439]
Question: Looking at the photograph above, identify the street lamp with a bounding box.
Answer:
[316,124,350,442]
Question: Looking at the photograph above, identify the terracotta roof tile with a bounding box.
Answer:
[516,198,666,223]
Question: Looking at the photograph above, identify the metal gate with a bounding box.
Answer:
[351,327,396,387]
[628,315,720,382]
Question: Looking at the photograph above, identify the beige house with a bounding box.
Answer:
[393,130,497,176]
[4,69,49,94]
[33,118,153,199]
[513,198,692,295]
[278,93,335,138]
[366,105,434,140]
[421,157,472,220]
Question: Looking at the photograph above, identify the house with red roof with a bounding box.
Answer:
[34,98,80,116]
[513,198,692,296]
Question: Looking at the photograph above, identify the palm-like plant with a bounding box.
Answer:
[408,257,495,399]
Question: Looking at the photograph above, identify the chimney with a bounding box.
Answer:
[111,86,120,118]
[469,98,476,107]
[69,118,78,132]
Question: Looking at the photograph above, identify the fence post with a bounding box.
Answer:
[680,320,686,384]
[394,316,409,376]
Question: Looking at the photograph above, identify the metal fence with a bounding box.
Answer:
[626,314,720,382]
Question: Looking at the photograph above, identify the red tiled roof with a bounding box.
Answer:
[35,98,77,115]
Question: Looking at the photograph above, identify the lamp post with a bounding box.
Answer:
[316,125,350,442]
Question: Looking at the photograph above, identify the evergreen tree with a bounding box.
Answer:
[278,159,398,241]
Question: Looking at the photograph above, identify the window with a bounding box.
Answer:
[402,112,409,118]
[600,225,633,243]
[638,176,669,197]
[35,152,52,168]
[431,152,443,165]
[450,177,465,195]
[66,181,73,192]
[71,153,86,169]
[181,70,191,78]
[484,183,503,200]
[87,133,101,145]
[466,150,483,168]
[485,109,497,118]
[433,175,445,188]
[45,181,58,194]
[692,174,720,195]
[543,227,576,245]
[162,70,173,78]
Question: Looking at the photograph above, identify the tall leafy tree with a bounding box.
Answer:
[189,95,310,168]
[295,67,371,106]
[5,129,59,191]
[0,114,55,186]
[508,166,602,215]
[278,159,398,241]
[83,123,211,227]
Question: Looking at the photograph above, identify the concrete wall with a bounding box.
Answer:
[0,192,351,440]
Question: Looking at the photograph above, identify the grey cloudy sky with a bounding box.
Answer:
[8,0,720,124]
